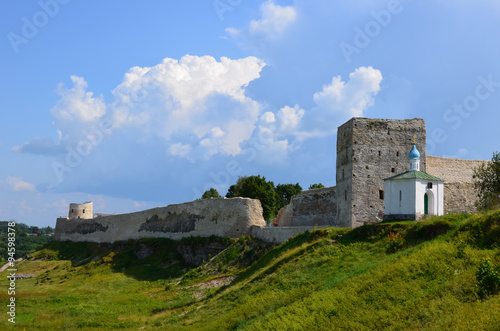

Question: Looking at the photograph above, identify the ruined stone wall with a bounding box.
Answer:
[427,155,488,213]
[337,118,426,227]
[251,226,319,244]
[54,198,266,243]
[272,187,337,227]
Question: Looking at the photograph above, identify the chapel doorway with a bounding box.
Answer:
[424,191,435,215]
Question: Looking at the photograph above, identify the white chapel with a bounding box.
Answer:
[383,140,445,220]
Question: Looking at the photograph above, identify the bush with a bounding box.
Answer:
[386,232,405,252]
[476,258,500,297]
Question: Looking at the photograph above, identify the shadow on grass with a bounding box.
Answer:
[29,236,233,281]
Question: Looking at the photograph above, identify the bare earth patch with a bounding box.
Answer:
[192,276,236,299]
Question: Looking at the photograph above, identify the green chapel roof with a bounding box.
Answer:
[384,170,445,182]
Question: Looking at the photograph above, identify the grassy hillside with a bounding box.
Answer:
[1,211,499,330]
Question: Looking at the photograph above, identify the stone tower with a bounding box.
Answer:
[336,118,426,227]
[68,201,93,220]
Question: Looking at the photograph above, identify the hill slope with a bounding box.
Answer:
[1,211,499,330]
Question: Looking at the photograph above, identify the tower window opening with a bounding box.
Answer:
[83,209,85,213]
[396,151,399,157]
[379,190,384,200]
[378,151,381,157]
[71,209,74,213]
[391,168,395,173]
[428,182,433,189]
[345,190,347,201]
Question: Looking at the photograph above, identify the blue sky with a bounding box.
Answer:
[1,0,499,227]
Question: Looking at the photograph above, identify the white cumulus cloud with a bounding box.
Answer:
[15,55,266,161]
[13,76,107,155]
[51,75,106,124]
[301,66,383,137]
[276,105,305,134]
[14,57,382,202]
[109,55,265,158]
[248,1,297,37]
[246,67,383,162]
[169,143,192,158]
[6,177,36,192]
[227,1,298,45]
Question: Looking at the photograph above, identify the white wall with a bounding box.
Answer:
[384,179,417,216]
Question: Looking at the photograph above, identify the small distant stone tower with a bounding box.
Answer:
[336,118,426,227]
[68,201,93,220]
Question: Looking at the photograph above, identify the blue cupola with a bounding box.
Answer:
[409,144,420,160]
[409,144,420,171]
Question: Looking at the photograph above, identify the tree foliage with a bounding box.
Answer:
[226,176,302,220]
[226,176,246,199]
[0,221,53,264]
[275,183,302,210]
[473,152,500,210]
[201,188,221,199]
[309,183,325,190]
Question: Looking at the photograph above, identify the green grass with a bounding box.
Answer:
[1,211,499,330]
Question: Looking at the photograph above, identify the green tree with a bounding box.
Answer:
[473,152,500,210]
[226,176,247,198]
[275,183,302,211]
[309,183,325,190]
[226,175,277,220]
[201,188,221,199]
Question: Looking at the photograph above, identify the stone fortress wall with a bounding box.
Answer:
[55,198,266,243]
[55,117,489,245]
[427,156,487,214]
[55,197,315,244]
[272,186,337,227]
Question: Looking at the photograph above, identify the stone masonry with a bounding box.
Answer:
[427,155,487,214]
[55,198,266,243]
[272,186,337,227]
